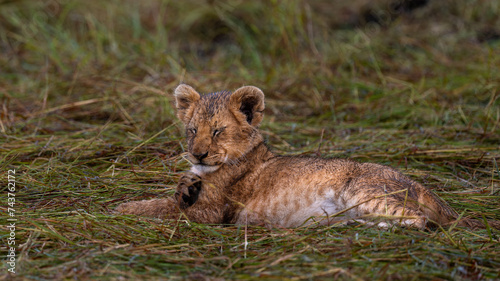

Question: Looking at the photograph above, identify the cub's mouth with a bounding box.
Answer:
[185,153,223,175]
[186,153,223,166]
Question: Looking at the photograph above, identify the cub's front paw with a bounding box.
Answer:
[114,198,179,219]
[174,172,202,209]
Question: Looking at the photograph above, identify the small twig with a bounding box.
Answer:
[31,98,108,117]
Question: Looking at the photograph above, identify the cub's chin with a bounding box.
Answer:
[191,164,221,176]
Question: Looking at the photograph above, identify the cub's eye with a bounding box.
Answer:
[213,127,225,137]
[188,128,197,135]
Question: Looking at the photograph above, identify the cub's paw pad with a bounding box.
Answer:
[175,173,202,208]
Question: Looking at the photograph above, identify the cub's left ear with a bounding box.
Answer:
[229,86,265,127]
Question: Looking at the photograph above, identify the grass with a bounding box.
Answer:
[1,0,499,280]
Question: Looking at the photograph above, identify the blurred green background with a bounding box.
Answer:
[1,0,499,133]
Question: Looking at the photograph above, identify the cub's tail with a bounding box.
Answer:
[417,185,500,230]
[457,218,500,230]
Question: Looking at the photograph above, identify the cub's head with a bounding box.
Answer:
[174,84,265,175]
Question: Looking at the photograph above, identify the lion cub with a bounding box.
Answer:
[116,84,490,229]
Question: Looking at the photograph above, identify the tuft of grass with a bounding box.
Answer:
[1,0,499,280]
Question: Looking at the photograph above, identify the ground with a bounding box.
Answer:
[0,0,499,280]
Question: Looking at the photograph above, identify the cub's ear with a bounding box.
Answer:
[229,86,265,127]
[174,84,200,123]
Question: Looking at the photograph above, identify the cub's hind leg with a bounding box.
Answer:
[341,175,428,228]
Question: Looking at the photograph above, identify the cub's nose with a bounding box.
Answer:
[192,152,208,161]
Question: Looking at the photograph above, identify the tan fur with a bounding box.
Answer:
[116,84,499,230]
